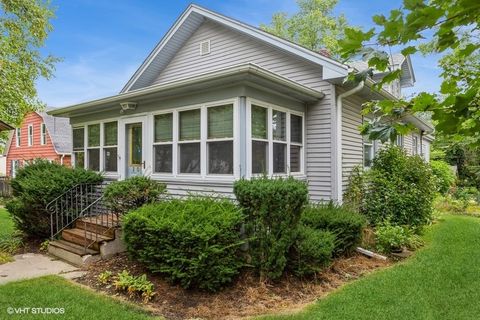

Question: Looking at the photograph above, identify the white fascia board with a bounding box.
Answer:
[49,64,324,117]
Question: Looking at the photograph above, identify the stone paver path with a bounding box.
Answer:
[0,253,85,285]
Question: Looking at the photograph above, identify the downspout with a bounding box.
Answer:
[335,80,365,203]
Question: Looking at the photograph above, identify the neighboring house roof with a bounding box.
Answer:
[349,53,416,88]
[121,4,349,93]
[0,120,14,132]
[38,112,72,154]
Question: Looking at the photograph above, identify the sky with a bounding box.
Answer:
[37,0,442,108]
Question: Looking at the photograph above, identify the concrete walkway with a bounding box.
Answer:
[0,253,85,285]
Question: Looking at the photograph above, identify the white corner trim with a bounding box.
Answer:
[334,81,365,203]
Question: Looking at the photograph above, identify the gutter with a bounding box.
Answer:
[48,64,324,117]
[334,81,365,203]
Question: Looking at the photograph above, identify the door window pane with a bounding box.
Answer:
[364,144,373,167]
[290,115,303,143]
[290,145,301,172]
[272,110,286,141]
[155,113,173,142]
[88,149,100,171]
[154,145,173,173]
[73,128,84,150]
[104,147,117,172]
[208,105,233,139]
[179,143,200,173]
[208,141,233,174]
[179,109,200,141]
[74,152,85,168]
[104,122,118,146]
[129,125,142,166]
[252,140,268,174]
[273,143,286,173]
[88,124,100,147]
[251,105,267,139]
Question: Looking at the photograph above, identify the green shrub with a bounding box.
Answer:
[288,226,335,277]
[430,160,456,194]
[233,177,308,281]
[453,186,480,203]
[301,203,366,256]
[5,160,102,238]
[113,270,155,303]
[375,223,423,253]
[0,230,23,254]
[123,197,244,292]
[363,147,436,228]
[343,166,366,212]
[104,176,166,214]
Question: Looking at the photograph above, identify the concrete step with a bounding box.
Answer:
[48,240,100,267]
[62,228,114,251]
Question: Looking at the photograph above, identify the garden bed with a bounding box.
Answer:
[76,253,390,320]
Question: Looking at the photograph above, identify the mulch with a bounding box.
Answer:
[76,253,390,320]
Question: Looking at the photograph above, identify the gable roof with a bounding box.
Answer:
[349,53,416,88]
[121,4,349,93]
[38,112,72,154]
[0,120,14,132]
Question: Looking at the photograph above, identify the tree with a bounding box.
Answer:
[338,0,480,145]
[0,0,58,143]
[260,0,351,57]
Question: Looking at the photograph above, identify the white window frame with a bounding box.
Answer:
[15,128,21,147]
[27,124,33,146]
[103,121,118,173]
[11,160,20,177]
[412,135,419,155]
[41,123,47,145]
[363,141,374,169]
[72,127,86,169]
[246,98,305,177]
[395,135,404,147]
[87,123,101,172]
[151,98,239,181]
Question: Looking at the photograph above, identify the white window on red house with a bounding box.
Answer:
[15,128,21,147]
[28,124,33,146]
[41,123,47,145]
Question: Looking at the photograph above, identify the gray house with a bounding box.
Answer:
[49,4,433,202]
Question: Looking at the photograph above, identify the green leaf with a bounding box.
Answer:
[401,46,417,56]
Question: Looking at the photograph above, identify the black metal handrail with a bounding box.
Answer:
[47,183,107,239]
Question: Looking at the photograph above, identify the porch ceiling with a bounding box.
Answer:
[48,64,324,118]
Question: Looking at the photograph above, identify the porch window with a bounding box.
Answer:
[73,127,85,168]
[41,123,47,145]
[103,121,118,172]
[154,113,173,173]
[15,128,21,147]
[412,136,418,155]
[395,135,404,147]
[28,124,33,146]
[179,109,201,174]
[250,102,304,176]
[87,124,100,171]
[207,104,233,174]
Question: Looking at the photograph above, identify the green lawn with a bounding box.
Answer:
[0,276,159,319]
[0,207,15,238]
[261,215,480,320]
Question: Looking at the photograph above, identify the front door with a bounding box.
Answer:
[126,122,143,178]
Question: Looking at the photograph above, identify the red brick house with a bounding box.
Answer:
[4,112,72,177]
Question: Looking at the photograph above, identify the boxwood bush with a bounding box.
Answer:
[301,203,366,256]
[288,226,335,277]
[122,197,245,292]
[233,177,308,280]
[363,147,436,228]
[5,160,102,238]
[104,176,166,214]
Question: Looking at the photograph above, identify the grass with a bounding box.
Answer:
[261,215,480,320]
[0,207,15,239]
[0,276,159,319]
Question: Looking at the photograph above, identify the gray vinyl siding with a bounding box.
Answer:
[151,19,332,201]
[340,91,365,191]
[153,20,325,91]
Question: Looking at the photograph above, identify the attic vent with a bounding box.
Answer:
[199,40,211,55]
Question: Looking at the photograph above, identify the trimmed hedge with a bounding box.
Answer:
[234,177,308,280]
[301,204,366,256]
[122,197,245,292]
[288,226,335,277]
[6,160,102,237]
[104,176,166,214]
